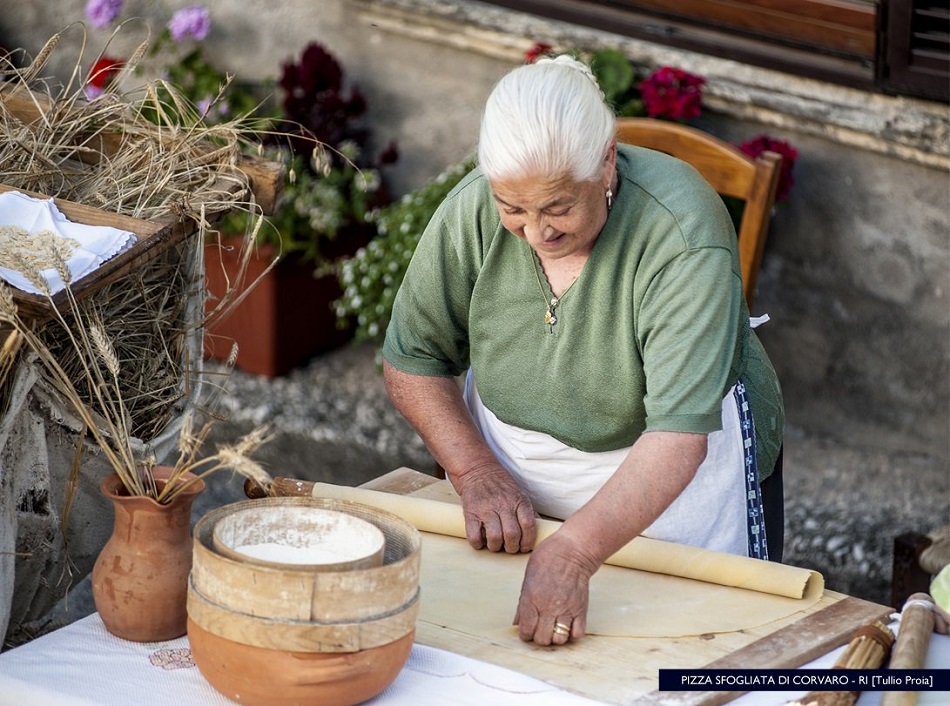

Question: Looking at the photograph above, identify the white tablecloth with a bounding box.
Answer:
[0,614,600,706]
[0,614,946,706]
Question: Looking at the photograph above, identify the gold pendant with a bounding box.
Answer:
[545,309,557,326]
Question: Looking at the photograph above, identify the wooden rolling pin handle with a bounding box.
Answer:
[880,592,936,706]
[244,476,316,499]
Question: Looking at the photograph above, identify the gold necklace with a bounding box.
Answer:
[527,184,610,332]
[530,252,563,332]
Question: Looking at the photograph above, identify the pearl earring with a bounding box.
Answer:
[606,188,613,211]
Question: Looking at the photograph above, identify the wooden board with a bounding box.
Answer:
[362,468,893,706]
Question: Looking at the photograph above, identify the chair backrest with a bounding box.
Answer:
[615,118,782,307]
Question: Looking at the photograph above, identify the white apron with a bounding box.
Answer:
[464,373,751,556]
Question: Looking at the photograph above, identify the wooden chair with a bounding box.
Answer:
[616,118,782,308]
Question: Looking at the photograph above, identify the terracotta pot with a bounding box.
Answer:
[188,620,414,706]
[92,466,205,642]
[203,235,366,377]
[187,497,420,704]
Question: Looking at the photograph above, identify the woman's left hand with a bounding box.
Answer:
[513,531,599,645]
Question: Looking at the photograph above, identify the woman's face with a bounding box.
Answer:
[490,150,615,261]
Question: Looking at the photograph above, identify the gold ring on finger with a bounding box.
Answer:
[554,622,570,636]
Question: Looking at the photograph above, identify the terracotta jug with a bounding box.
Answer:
[92,466,205,642]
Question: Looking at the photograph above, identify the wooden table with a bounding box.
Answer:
[319,468,894,706]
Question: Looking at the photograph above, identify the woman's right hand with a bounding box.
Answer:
[382,364,536,553]
[454,463,537,554]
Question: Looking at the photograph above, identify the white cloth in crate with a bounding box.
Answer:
[0,190,136,295]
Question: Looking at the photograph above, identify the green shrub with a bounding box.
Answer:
[334,158,475,344]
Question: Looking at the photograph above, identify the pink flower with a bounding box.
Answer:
[639,66,706,121]
[524,42,553,64]
[738,135,799,202]
[85,0,123,29]
[168,5,211,42]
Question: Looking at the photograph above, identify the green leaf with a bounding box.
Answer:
[590,49,635,107]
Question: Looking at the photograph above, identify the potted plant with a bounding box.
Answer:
[204,41,398,377]
[334,158,474,349]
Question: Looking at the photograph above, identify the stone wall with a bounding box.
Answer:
[2,0,947,460]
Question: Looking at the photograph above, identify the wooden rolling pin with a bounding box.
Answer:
[880,593,936,706]
[245,476,312,499]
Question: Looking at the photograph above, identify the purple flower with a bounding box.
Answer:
[167,5,211,42]
[85,0,123,29]
[196,97,212,117]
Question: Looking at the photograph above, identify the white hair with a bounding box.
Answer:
[477,55,616,183]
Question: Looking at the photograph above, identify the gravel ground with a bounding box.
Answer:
[45,341,949,631]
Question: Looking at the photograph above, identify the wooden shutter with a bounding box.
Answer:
[597,0,876,58]
[484,0,878,88]
[878,0,950,101]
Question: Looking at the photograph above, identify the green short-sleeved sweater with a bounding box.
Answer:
[383,145,784,479]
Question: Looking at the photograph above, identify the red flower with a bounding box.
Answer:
[639,66,706,121]
[738,135,799,202]
[87,55,125,93]
[524,42,553,64]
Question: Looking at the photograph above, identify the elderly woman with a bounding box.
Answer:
[382,55,785,646]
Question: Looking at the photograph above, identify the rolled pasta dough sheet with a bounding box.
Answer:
[310,482,824,637]
[417,531,824,638]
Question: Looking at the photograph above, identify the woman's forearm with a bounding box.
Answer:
[555,430,708,573]
[383,361,537,552]
[382,361,499,486]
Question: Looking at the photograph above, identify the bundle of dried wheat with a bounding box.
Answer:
[0,31,276,498]
[0,29,263,223]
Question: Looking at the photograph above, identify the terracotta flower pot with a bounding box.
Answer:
[203,236,364,378]
[92,466,205,642]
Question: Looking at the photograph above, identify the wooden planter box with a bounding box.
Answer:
[203,239,354,377]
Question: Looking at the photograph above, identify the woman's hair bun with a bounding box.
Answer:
[478,53,615,182]
[535,54,604,100]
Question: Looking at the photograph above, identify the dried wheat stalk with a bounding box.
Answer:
[0,31,276,499]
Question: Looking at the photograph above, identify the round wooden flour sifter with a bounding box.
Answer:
[187,496,421,706]
[211,503,386,571]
